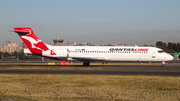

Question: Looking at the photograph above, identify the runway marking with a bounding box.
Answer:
[48,62,56,65]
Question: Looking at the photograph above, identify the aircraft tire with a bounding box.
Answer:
[83,62,90,66]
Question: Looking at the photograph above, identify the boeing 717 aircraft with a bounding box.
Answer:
[10,28,173,66]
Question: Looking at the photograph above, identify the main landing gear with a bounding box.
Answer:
[83,62,90,66]
[161,61,165,67]
[102,62,108,65]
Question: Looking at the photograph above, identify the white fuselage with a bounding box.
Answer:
[45,46,173,62]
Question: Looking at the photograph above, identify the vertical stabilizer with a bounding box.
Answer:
[13,28,49,55]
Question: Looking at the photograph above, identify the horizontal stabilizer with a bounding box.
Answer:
[14,30,30,33]
[8,30,30,33]
[8,30,30,35]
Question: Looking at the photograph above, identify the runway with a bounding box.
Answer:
[0,60,180,76]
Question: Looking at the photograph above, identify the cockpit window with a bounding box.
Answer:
[158,50,164,53]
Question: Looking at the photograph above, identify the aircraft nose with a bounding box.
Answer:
[166,54,174,61]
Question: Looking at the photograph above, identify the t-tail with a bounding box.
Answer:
[13,28,49,55]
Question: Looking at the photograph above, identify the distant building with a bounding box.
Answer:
[20,42,27,48]
[73,43,77,46]
[76,43,82,46]
[53,38,64,45]
[6,41,10,46]
[92,44,100,46]
[113,42,121,46]
[0,46,2,52]
[106,44,114,46]
[67,41,74,46]
[87,43,91,46]
[67,41,92,46]
[82,43,87,46]
[65,41,155,47]
[0,43,23,53]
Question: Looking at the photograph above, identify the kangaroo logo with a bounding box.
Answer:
[21,36,43,50]
[20,29,48,51]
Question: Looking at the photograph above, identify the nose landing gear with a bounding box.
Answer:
[161,61,165,67]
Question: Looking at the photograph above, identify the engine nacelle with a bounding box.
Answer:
[42,49,68,60]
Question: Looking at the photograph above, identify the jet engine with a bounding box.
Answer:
[42,49,69,60]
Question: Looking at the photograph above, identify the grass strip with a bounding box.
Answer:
[0,74,179,91]
[0,74,179,101]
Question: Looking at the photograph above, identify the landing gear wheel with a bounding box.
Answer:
[102,62,107,65]
[161,62,165,67]
[83,62,90,66]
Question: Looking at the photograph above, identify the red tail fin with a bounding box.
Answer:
[14,28,49,55]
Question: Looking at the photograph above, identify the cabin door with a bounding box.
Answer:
[152,51,156,58]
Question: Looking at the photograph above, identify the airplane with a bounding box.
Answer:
[9,27,173,66]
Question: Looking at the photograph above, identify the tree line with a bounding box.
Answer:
[156,41,180,53]
[0,51,43,60]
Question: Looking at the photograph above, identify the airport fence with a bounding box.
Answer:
[0,86,180,101]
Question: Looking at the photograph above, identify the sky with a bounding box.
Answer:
[0,0,180,46]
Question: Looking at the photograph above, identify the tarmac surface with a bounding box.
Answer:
[0,60,180,76]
